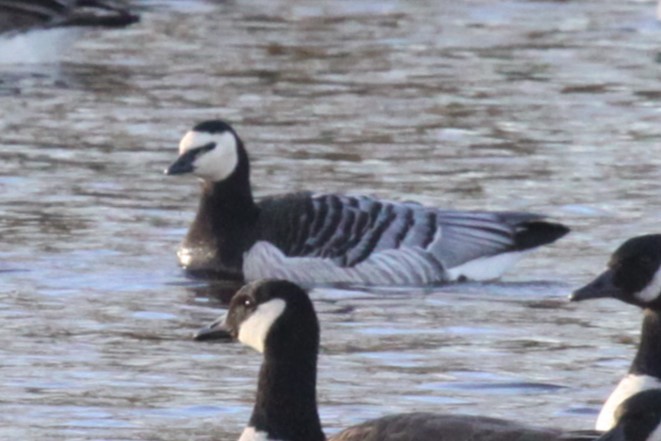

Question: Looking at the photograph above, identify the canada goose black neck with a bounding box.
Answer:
[251,324,323,441]
[248,282,324,441]
[631,309,661,378]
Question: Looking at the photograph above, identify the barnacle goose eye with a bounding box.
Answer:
[187,142,216,159]
[198,142,216,154]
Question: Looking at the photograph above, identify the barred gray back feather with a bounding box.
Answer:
[285,194,535,267]
[245,193,553,285]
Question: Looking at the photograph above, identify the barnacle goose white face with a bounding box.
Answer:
[166,128,239,182]
[182,130,238,182]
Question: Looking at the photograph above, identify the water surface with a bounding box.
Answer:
[2,0,661,439]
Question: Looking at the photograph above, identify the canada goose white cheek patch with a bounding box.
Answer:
[635,267,661,303]
[238,298,286,353]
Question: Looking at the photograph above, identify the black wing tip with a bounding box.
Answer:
[514,221,570,250]
[59,12,140,28]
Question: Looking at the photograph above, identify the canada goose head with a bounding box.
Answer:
[596,389,661,441]
[194,279,319,355]
[571,235,661,309]
[165,120,247,183]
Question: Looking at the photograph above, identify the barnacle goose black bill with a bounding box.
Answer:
[164,150,197,175]
[594,389,661,441]
[570,235,661,432]
[195,279,602,441]
[165,119,570,286]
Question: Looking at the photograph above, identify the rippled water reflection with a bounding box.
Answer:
[2,0,661,439]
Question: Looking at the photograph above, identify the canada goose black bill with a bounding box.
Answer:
[193,315,233,342]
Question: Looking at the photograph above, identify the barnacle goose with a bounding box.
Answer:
[593,389,661,441]
[571,235,661,431]
[0,0,138,63]
[165,120,569,286]
[194,279,599,441]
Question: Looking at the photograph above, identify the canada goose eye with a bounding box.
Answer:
[243,297,254,308]
[639,255,655,270]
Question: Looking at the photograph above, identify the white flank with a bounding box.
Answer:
[244,243,528,286]
[596,374,661,431]
[238,426,272,441]
[243,241,449,285]
[238,298,286,353]
[0,28,83,64]
[635,266,661,303]
[445,251,527,282]
[178,130,238,182]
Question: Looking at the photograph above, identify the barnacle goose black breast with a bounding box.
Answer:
[194,279,599,441]
[571,235,661,431]
[166,120,569,285]
[593,389,661,441]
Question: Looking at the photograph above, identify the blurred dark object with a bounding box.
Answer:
[0,0,139,34]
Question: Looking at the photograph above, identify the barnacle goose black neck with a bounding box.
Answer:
[165,119,570,286]
[594,389,661,441]
[0,1,138,63]
[571,235,661,431]
[195,279,599,441]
